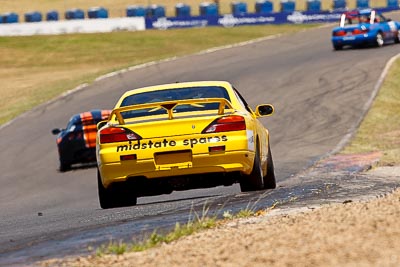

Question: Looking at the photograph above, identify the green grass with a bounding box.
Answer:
[0,24,316,125]
[341,59,400,166]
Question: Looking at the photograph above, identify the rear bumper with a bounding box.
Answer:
[98,150,254,188]
[332,34,376,47]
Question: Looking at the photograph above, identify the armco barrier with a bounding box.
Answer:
[145,7,400,29]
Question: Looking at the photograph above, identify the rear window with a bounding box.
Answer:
[119,86,231,119]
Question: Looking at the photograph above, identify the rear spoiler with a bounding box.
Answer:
[109,98,234,125]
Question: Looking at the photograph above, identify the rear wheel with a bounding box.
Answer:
[97,170,137,209]
[59,160,71,172]
[394,30,400,44]
[240,144,264,192]
[333,44,343,51]
[263,144,276,189]
[375,33,384,47]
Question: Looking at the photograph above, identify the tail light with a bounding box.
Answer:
[353,28,368,35]
[333,30,346,36]
[99,127,141,144]
[202,115,246,133]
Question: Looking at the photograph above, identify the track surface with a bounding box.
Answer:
[0,18,399,265]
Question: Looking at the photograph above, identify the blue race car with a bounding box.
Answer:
[331,9,400,50]
[52,109,111,171]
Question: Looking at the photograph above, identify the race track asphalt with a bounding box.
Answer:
[1,16,399,265]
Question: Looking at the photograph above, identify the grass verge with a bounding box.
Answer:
[341,58,400,165]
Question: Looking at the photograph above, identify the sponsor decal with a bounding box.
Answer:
[287,11,341,24]
[152,17,208,30]
[218,14,275,28]
[116,135,228,152]
[246,130,255,151]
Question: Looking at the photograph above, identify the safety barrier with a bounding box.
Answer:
[0,4,398,34]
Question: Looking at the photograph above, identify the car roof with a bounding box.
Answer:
[69,109,111,125]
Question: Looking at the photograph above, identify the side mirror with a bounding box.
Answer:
[255,104,274,117]
[52,128,62,135]
[97,120,108,130]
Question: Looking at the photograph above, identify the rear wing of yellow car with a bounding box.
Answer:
[109,98,234,125]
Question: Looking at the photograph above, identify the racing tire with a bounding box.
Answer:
[97,170,137,209]
[59,161,71,172]
[375,33,384,47]
[333,44,343,51]
[394,30,400,44]
[263,144,276,189]
[240,144,264,192]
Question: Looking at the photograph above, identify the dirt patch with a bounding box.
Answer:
[41,166,400,267]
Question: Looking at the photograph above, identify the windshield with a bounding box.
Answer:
[119,86,231,119]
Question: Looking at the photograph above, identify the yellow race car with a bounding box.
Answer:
[96,81,275,209]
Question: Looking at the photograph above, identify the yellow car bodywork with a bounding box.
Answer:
[96,81,275,208]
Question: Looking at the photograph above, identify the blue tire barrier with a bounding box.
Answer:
[88,7,108,19]
[307,0,321,11]
[146,5,166,18]
[2,12,19,23]
[280,0,296,12]
[25,11,42,23]
[231,2,247,16]
[175,3,191,17]
[46,10,59,21]
[333,0,347,9]
[255,0,274,13]
[126,6,146,17]
[199,2,218,16]
[65,9,85,20]
[387,0,398,7]
[356,0,369,8]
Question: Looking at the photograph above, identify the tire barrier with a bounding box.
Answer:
[199,3,219,16]
[357,0,370,8]
[1,12,18,24]
[231,2,248,16]
[126,6,146,17]
[255,1,274,13]
[46,11,59,21]
[65,9,85,20]
[280,0,296,12]
[307,0,322,11]
[175,3,191,17]
[146,5,166,18]
[88,7,108,19]
[25,11,42,23]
